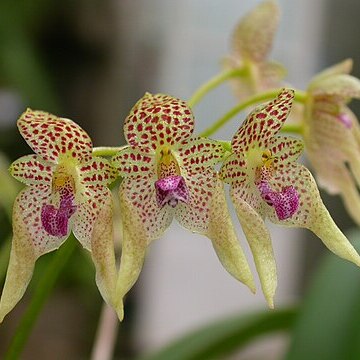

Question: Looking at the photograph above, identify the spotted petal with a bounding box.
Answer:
[219,153,247,185]
[124,93,194,150]
[175,171,217,234]
[79,158,118,186]
[111,146,155,178]
[18,109,93,164]
[178,137,224,172]
[119,175,174,241]
[231,183,277,307]
[0,186,69,322]
[10,154,54,186]
[232,89,294,153]
[267,163,360,267]
[73,186,113,249]
[232,0,280,62]
[205,179,255,292]
[268,136,304,166]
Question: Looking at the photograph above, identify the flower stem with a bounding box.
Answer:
[188,68,247,108]
[200,88,307,138]
[280,124,304,135]
[90,303,119,360]
[92,146,127,157]
[3,238,77,360]
[217,140,232,152]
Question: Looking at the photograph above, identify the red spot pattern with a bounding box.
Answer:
[267,163,316,226]
[18,109,93,163]
[72,186,111,249]
[221,89,308,225]
[120,175,174,239]
[79,158,118,186]
[113,96,225,239]
[232,89,294,153]
[14,185,68,256]
[12,109,117,252]
[176,171,217,233]
[268,136,304,167]
[10,154,54,186]
[178,137,224,176]
[124,93,195,150]
[219,153,247,184]
[112,147,154,177]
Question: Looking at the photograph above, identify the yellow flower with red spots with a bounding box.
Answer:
[220,89,360,307]
[111,93,255,319]
[0,109,118,322]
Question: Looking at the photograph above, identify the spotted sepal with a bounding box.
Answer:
[124,93,194,150]
[10,154,54,186]
[232,89,294,153]
[267,163,360,267]
[79,158,118,186]
[178,137,224,175]
[119,175,174,241]
[111,146,155,178]
[267,136,304,167]
[18,109,93,164]
[219,153,247,185]
[73,186,112,250]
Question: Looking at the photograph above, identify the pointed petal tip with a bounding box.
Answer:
[0,303,10,324]
[248,281,256,294]
[114,300,124,322]
[351,253,360,268]
[267,298,275,309]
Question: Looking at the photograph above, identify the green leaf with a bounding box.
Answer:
[140,307,296,360]
[286,229,360,360]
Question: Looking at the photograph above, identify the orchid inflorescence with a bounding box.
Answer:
[2,0,360,322]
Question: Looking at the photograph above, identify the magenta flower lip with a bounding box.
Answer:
[155,175,189,208]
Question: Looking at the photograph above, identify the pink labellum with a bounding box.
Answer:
[258,181,299,220]
[257,180,273,205]
[41,194,77,237]
[155,175,189,208]
[338,113,352,129]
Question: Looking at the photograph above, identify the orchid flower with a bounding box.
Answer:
[0,109,119,322]
[224,0,286,99]
[220,89,360,307]
[112,93,255,320]
[303,59,360,225]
